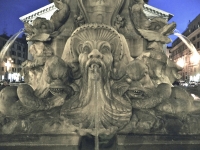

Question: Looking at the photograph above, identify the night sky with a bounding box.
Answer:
[0,0,49,35]
[149,0,200,43]
[0,0,199,43]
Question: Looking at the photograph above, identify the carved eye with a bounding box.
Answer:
[155,25,161,30]
[126,78,132,83]
[82,46,90,54]
[100,46,110,54]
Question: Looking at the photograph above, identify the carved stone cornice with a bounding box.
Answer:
[143,4,173,21]
[19,3,173,26]
[19,3,57,24]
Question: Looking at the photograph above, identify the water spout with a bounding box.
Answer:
[173,30,200,66]
[0,28,24,61]
[94,77,99,150]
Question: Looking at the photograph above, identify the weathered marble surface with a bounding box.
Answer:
[1,1,200,148]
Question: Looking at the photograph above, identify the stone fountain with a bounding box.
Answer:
[1,0,200,149]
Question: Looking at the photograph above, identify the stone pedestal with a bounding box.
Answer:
[0,134,80,150]
[1,134,200,150]
[117,134,200,150]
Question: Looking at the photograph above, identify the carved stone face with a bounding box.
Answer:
[122,60,155,99]
[78,40,113,82]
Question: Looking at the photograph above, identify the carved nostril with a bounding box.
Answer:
[88,49,103,59]
[96,54,102,58]
[88,53,93,58]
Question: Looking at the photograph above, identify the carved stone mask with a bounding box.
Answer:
[62,24,129,80]
[78,40,113,82]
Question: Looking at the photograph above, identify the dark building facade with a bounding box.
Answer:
[0,34,28,82]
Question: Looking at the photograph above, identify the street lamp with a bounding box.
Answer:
[176,57,185,68]
[190,52,200,65]
[4,58,13,79]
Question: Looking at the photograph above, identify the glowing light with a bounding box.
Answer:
[190,52,200,65]
[5,61,11,70]
[5,58,13,71]
[176,57,185,68]
[174,31,200,65]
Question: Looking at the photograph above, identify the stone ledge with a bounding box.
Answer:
[0,134,80,150]
[117,134,200,144]
[1,134,200,150]
[117,134,200,150]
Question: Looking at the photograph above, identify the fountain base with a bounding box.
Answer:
[1,134,200,150]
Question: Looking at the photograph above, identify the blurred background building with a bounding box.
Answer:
[170,14,200,82]
[0,34,28,82]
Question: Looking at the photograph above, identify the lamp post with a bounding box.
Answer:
[4,58,13,80]
[176,57,185,68]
